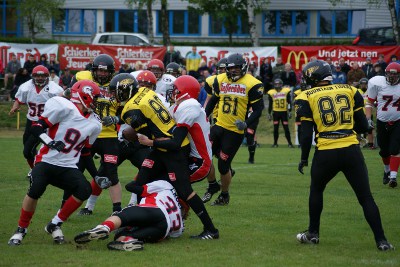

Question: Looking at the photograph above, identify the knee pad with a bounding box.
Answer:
[73,180,92,201]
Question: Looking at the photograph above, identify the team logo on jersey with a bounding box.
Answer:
[142,159,154,168]
[104,154,118,164]
[168,172,176,181]
[188,163,199,171]
[220,82,246,96]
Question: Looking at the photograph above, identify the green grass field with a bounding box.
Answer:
[0,124,399,266]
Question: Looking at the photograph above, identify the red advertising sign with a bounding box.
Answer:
[58,44,166,71]
[282,46,400,73]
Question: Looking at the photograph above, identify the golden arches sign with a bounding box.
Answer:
[287,51,308,70]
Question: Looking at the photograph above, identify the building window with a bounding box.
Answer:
[104,10,148,35]
[209,12,249,36]
[318,10,365,36]
[0,0,21,37]
[156,10,200,36]
[262,10,309,36]
[53,9,96,34]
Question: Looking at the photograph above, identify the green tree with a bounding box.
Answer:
[327,0,399,44]
[17,0,64,43]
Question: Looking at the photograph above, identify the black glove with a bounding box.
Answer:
[234,120,247,130]
[48,140,65,152]
[102,116,119,127]
[95,176,112,189]
[367,119,374,130]
[298,160,308,174]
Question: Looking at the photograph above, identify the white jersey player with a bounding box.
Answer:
[73,180,184,251]
[9,65,64,175]
[366,62,400,187]
[8,80,102,246]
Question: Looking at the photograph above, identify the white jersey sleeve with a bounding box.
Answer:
[14,80,32,104]
[173,99,202,128]
[366,75,383,100]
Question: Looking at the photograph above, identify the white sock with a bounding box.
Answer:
[85,195,98,211]
[128,193,137,206]
[389,171,397,179]
[51,213,64,225]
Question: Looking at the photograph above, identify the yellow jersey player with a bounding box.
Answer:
[205,53,264,205]
[70,54,123,215]
[267,78,294,147]
[294,60,393,251]
[113,73,219,240]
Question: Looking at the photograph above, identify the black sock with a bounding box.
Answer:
[187,194,217,232]
[113,202,122,212]
[221,191,229,198]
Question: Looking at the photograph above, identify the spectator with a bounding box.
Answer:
[49,68,60,84]
[259,57,273,91]
[377,54,387,70]
[48,55,60,76]
[347,62,365,86]
[135,61,144,71]
[10,68,30,100]
[371,63,385,77]
[280,63,297,88]
[163,45,182,66]
[4,54,22,89]
[338,58,350,75]
[23,54,38,76]
[186,46,201,79]
[197,78,207,106]
[325,57,335,73]
[332,65,347,84]
[362,57,374,79]
[59,68,73,90]
[272,57,285,80]
[118,63,133,74]
[197,61,210,79]
[209,57,218,75]
[38,54,50,69]
[85,57,94,71]
[247,62,258,77]
[390,54,400,63]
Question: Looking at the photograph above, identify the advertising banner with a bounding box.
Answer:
[282,46,400,73]
[58,44,166,71]
[0,43,58,68]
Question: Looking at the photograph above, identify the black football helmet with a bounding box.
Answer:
[92,54,115,85]
[165,62,182,78]
[109,73,139,103]
[226,53,248,82]
[216,58,228,74]
[274,79,283,90]
[302,60,333,88]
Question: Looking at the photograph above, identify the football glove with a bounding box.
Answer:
[367,119,374,130]
[47,140,65,152]
[267,114,272,121]
[298,160,308,175]
[95,176,112,189]
[288,112,292,119]
[102,116,119,127]
[234,120,247,130]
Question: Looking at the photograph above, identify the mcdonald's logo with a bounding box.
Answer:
[287,51,308,70]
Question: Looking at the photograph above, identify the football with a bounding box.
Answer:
[122,126,138,142]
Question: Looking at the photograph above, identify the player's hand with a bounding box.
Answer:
[138,134,153,146]
[288,112,292,119]
[234,120,247,130]
[95,175,112,189]
[102,116,119,127]
[9,106,19,115]
[298,160,308,174]
[367,119,374,130]
[48,140,66,152]
[267,114,272,121]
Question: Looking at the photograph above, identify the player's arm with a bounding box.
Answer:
[286,91,292,112]
[138,126,189,151]
[205,76,220,117]
[295,98,313,173]
[267,94,273,114]
[122,109,147,130]
[30,119,65,151]
[353,91,369,133]
[245,84,264,126]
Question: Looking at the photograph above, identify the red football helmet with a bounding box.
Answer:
[173,75,200,102]
[147,59,164,80]
[32,65,50,87]
[70,80,102,111]
[136,70,157,90]
[385,62,400,85]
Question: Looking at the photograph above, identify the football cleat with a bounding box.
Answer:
[377,240,395,251]
[26,170,32,180]
[288,144,294,148]
[45,222,65,244]
[190,229,219,240]
[201,182,221,203]
[78,208,93,216]
[272,144,278,148]
[107,237,144,251]
[211,194,230,206]
[383,172,390,185]
[74,225,110,244]
[8,226,27,246]
[388,177,397,188]
[296,230,319,244]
